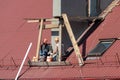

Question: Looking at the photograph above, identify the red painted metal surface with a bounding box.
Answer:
[0,0,120,80]
[0,0,52,79]
[81,2,120,79]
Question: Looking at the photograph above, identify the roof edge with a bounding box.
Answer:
[99,0,120,19]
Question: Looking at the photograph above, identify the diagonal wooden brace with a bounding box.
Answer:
[62,14,84,66]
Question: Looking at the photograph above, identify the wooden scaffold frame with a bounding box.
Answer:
[25,13,84,66]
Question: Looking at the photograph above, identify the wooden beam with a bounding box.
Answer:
[99,0,120,18]
[45,18,59,22]
[62,14,84,66]
[88,0,91,17]
[26,18,59,23]
[44,24,59,29]
[58,24,62,62]
[34,19,44,62]
[27,19,59,29]
[27,20,39,23]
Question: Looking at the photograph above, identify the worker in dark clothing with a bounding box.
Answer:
[39,38,50,61]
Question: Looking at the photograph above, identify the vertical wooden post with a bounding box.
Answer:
[88,0,91,17]
[58,24,62,62]
[35,19,44,61]
[62,14,84,66]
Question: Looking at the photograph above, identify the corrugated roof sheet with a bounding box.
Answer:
[0,0,52,79]
[0,0,120,80]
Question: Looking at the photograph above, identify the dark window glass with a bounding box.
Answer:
[87,39,115,57]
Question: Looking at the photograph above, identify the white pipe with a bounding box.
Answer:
[15,42,32,80]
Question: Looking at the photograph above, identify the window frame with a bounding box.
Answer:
[87,38,116,57]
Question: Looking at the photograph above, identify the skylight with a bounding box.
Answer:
[87,38,115,57]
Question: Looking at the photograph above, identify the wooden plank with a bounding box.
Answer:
[44,24,59,29]
[88,0,91,17]
[99,0,120,18]
[33,19,44,62]
[62,14,84,66]
[27,20,39,23]
[45,18,59,22]
[58,24,62,62]
[26,18,59,23]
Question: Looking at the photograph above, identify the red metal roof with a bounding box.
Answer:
[0,0,52,63]
[0,0,52,79]
[0,0,120,80]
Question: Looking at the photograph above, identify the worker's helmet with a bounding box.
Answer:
[55,37,59,42]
